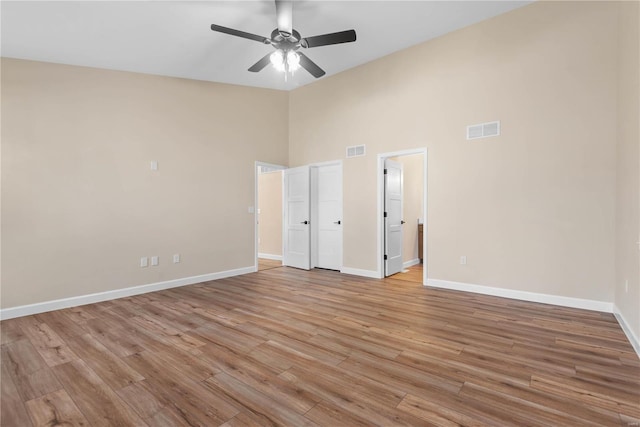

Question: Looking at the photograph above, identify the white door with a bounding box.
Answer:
[283,166,310,270]
[385,159,403,276]
[315,164,342,270]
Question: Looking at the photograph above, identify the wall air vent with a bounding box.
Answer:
[467,121,501,140]
[346,144,366,158]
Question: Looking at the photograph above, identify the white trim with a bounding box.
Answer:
[377,148,428,285]
[426,278,613,313]
[256,161,287,173]
[258,253,283,261]
[0,266,255,321]
[614,304,640,357]
[309,159,343,168]
[340,267,382,279]
[403,258,421,269]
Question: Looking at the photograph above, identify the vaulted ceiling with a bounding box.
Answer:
[1,1,531,91]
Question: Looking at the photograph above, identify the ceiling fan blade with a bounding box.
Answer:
[210,24,269,44]
[303,30,356,48]
[248,53,272,73]
[275,0,293,36]
[298,52,325,78]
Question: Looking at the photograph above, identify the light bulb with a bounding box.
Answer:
[287,51,300,72]
[270,50,285,72]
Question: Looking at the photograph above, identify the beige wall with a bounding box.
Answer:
[1,58,288,308]
[258,170,283,257]
[615,1,640,341]
[1,0,638,334]
[390,154,424,264]
[289,1,619,302]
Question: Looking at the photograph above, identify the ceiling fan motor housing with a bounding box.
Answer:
[271,28,302,51]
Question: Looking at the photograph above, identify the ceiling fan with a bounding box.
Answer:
[210,0,356,78]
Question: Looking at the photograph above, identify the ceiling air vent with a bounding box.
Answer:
[346,144,366,158]
[467,121,500,140]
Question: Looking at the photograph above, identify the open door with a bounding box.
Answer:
[283,166,310,270]
[384,158,403,276]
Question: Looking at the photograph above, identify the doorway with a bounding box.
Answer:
[384,158,404,276]
[378,149,427,284]
[255,162,286,271]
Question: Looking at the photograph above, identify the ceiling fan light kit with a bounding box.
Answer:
[270,50,300,73]
[210,0,356,79]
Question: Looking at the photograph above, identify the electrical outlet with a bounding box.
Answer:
[150,160,158,171]
[173,254,180,263]
[140,257,148,268]
[460,256,467,265]
[151,256,159,266]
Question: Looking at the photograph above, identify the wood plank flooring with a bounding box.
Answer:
[258,258,283,272]
[1,266,639,426]
[388,264,424,284]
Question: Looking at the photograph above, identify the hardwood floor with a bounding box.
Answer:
[1,267,639,426]
[388,264,423,283]
[257,258,283,271]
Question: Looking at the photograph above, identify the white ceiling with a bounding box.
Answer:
[1,1,532,91]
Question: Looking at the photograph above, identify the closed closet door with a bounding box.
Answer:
[314,163,342,270]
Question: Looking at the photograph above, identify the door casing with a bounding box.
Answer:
[377,148,428,284]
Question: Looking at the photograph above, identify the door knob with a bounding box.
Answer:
[334,220,341,225]
[301,220,309,224]
[401,220,406,224]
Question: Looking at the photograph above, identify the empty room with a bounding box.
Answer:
[1,1,639,426]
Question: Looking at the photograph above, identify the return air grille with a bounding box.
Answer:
[346,144,366,158]
[467,121,501,140]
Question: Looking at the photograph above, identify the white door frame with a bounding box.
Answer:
[377,148,428,284]
[254,161,286,272]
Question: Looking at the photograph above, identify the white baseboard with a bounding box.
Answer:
[258,253,283,261]
[426,278,614,313]
[426,278,638,357]
[341,267,382,279]
[613,305,640,357]
[403,258,421,269]
[0,266,255,321]
[5,266,636,358]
